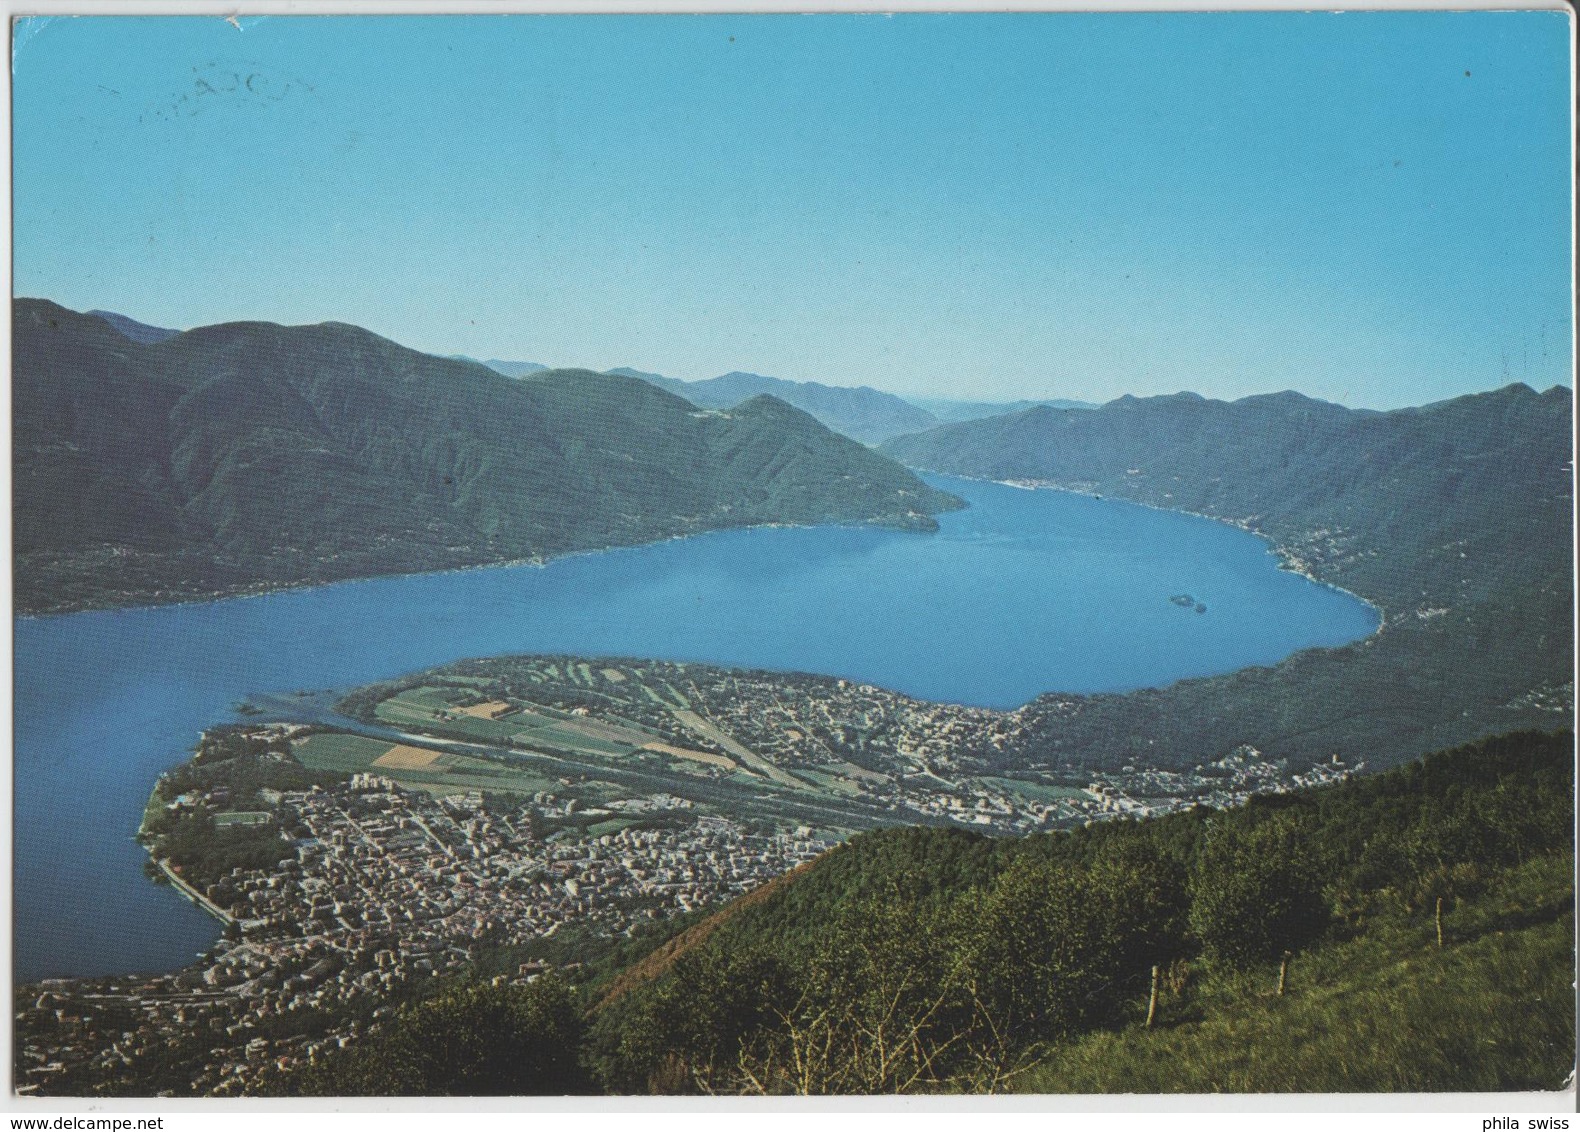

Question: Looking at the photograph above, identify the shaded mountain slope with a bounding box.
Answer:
[13,299,961,613]
[881,387,1574,773]
[884,386,1569,612]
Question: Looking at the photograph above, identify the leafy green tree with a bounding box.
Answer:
[303,975,589,1095]
[1187,813,1329,970]
[630,945,796,1094]
[737,894,983,1094]
[965,849,1187,1049]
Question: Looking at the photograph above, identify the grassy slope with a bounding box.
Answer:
[1018,853,1575,1094]
[585,730,1573,1095]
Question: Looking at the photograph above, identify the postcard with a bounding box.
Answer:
[8,5,1575,1114]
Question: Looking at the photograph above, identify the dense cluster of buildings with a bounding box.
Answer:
[680,668,1018,777]
[554,662,1352,833]
[14,771,830,1097]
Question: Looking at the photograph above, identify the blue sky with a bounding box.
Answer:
[11,12,1573,408]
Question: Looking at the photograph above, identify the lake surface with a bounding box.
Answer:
[12,476,1378,981]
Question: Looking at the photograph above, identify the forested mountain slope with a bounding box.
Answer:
[14,299,960,613]
[579,729,1572,1095]
[882,386,1574,773]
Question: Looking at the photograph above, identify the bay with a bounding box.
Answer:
[12,475,1379,981]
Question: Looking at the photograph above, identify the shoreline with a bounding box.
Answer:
[15,508,949,622]
[153,857,236,926]
[980,474,1387,630]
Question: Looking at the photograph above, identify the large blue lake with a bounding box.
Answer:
[13,475,1378,981]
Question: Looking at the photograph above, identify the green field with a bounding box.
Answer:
[431,713,533,742]
[293,732,393,773]
[794,768,863,797]
[390,754,562,798]
[375,686,655,756]
[374,699,444,725]
[524,726,633,758]
[293,731,563,797]
[214,811,272,827]
[977,776,1090,804]
[586,817,645,837]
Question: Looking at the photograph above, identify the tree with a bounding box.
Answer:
[965,849,1187,1049]
[649,945,796,1094]
[1187,813,1329,972]
[303,975,589,1095]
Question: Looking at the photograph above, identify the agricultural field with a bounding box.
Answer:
[371,745,444,771]
[792,768,863,797]
[358,674,753,781]
[324,655,1134,841]
[292,731,561,798]
[213,811,271,827]
[377,758,562,799]
[291,732,393,773]
[638,741,735,770]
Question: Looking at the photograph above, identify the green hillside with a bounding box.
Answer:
[13,299,960,613]
[880,386,1573,775]
[578,729,1573,1095]
[882,385,1570,616]
[1017,854,1574,1093]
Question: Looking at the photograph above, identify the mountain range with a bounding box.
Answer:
[87,309,181,345]
[78,311,1111,446]
[883,385,1574,773]
[483,359,550,379]
[611,370,1100,443]
[13,299,961,613]
[606,368,941,446]
[907,395,1097,421]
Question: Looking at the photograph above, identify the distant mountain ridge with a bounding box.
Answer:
[609,367,941,446]
[882,384,1574,773]
[13,299,961,613]
[909,395,1098,421]
[484,359,550,379]
[88,309,181,345]
[882,384,1567,612]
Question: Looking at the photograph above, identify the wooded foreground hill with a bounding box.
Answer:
[13,300,959,613]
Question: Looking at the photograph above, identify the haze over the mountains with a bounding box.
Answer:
[605,367,939,446]
[88,311,1105,447]
[85,308,1570,458]
[486,359,1102,443]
